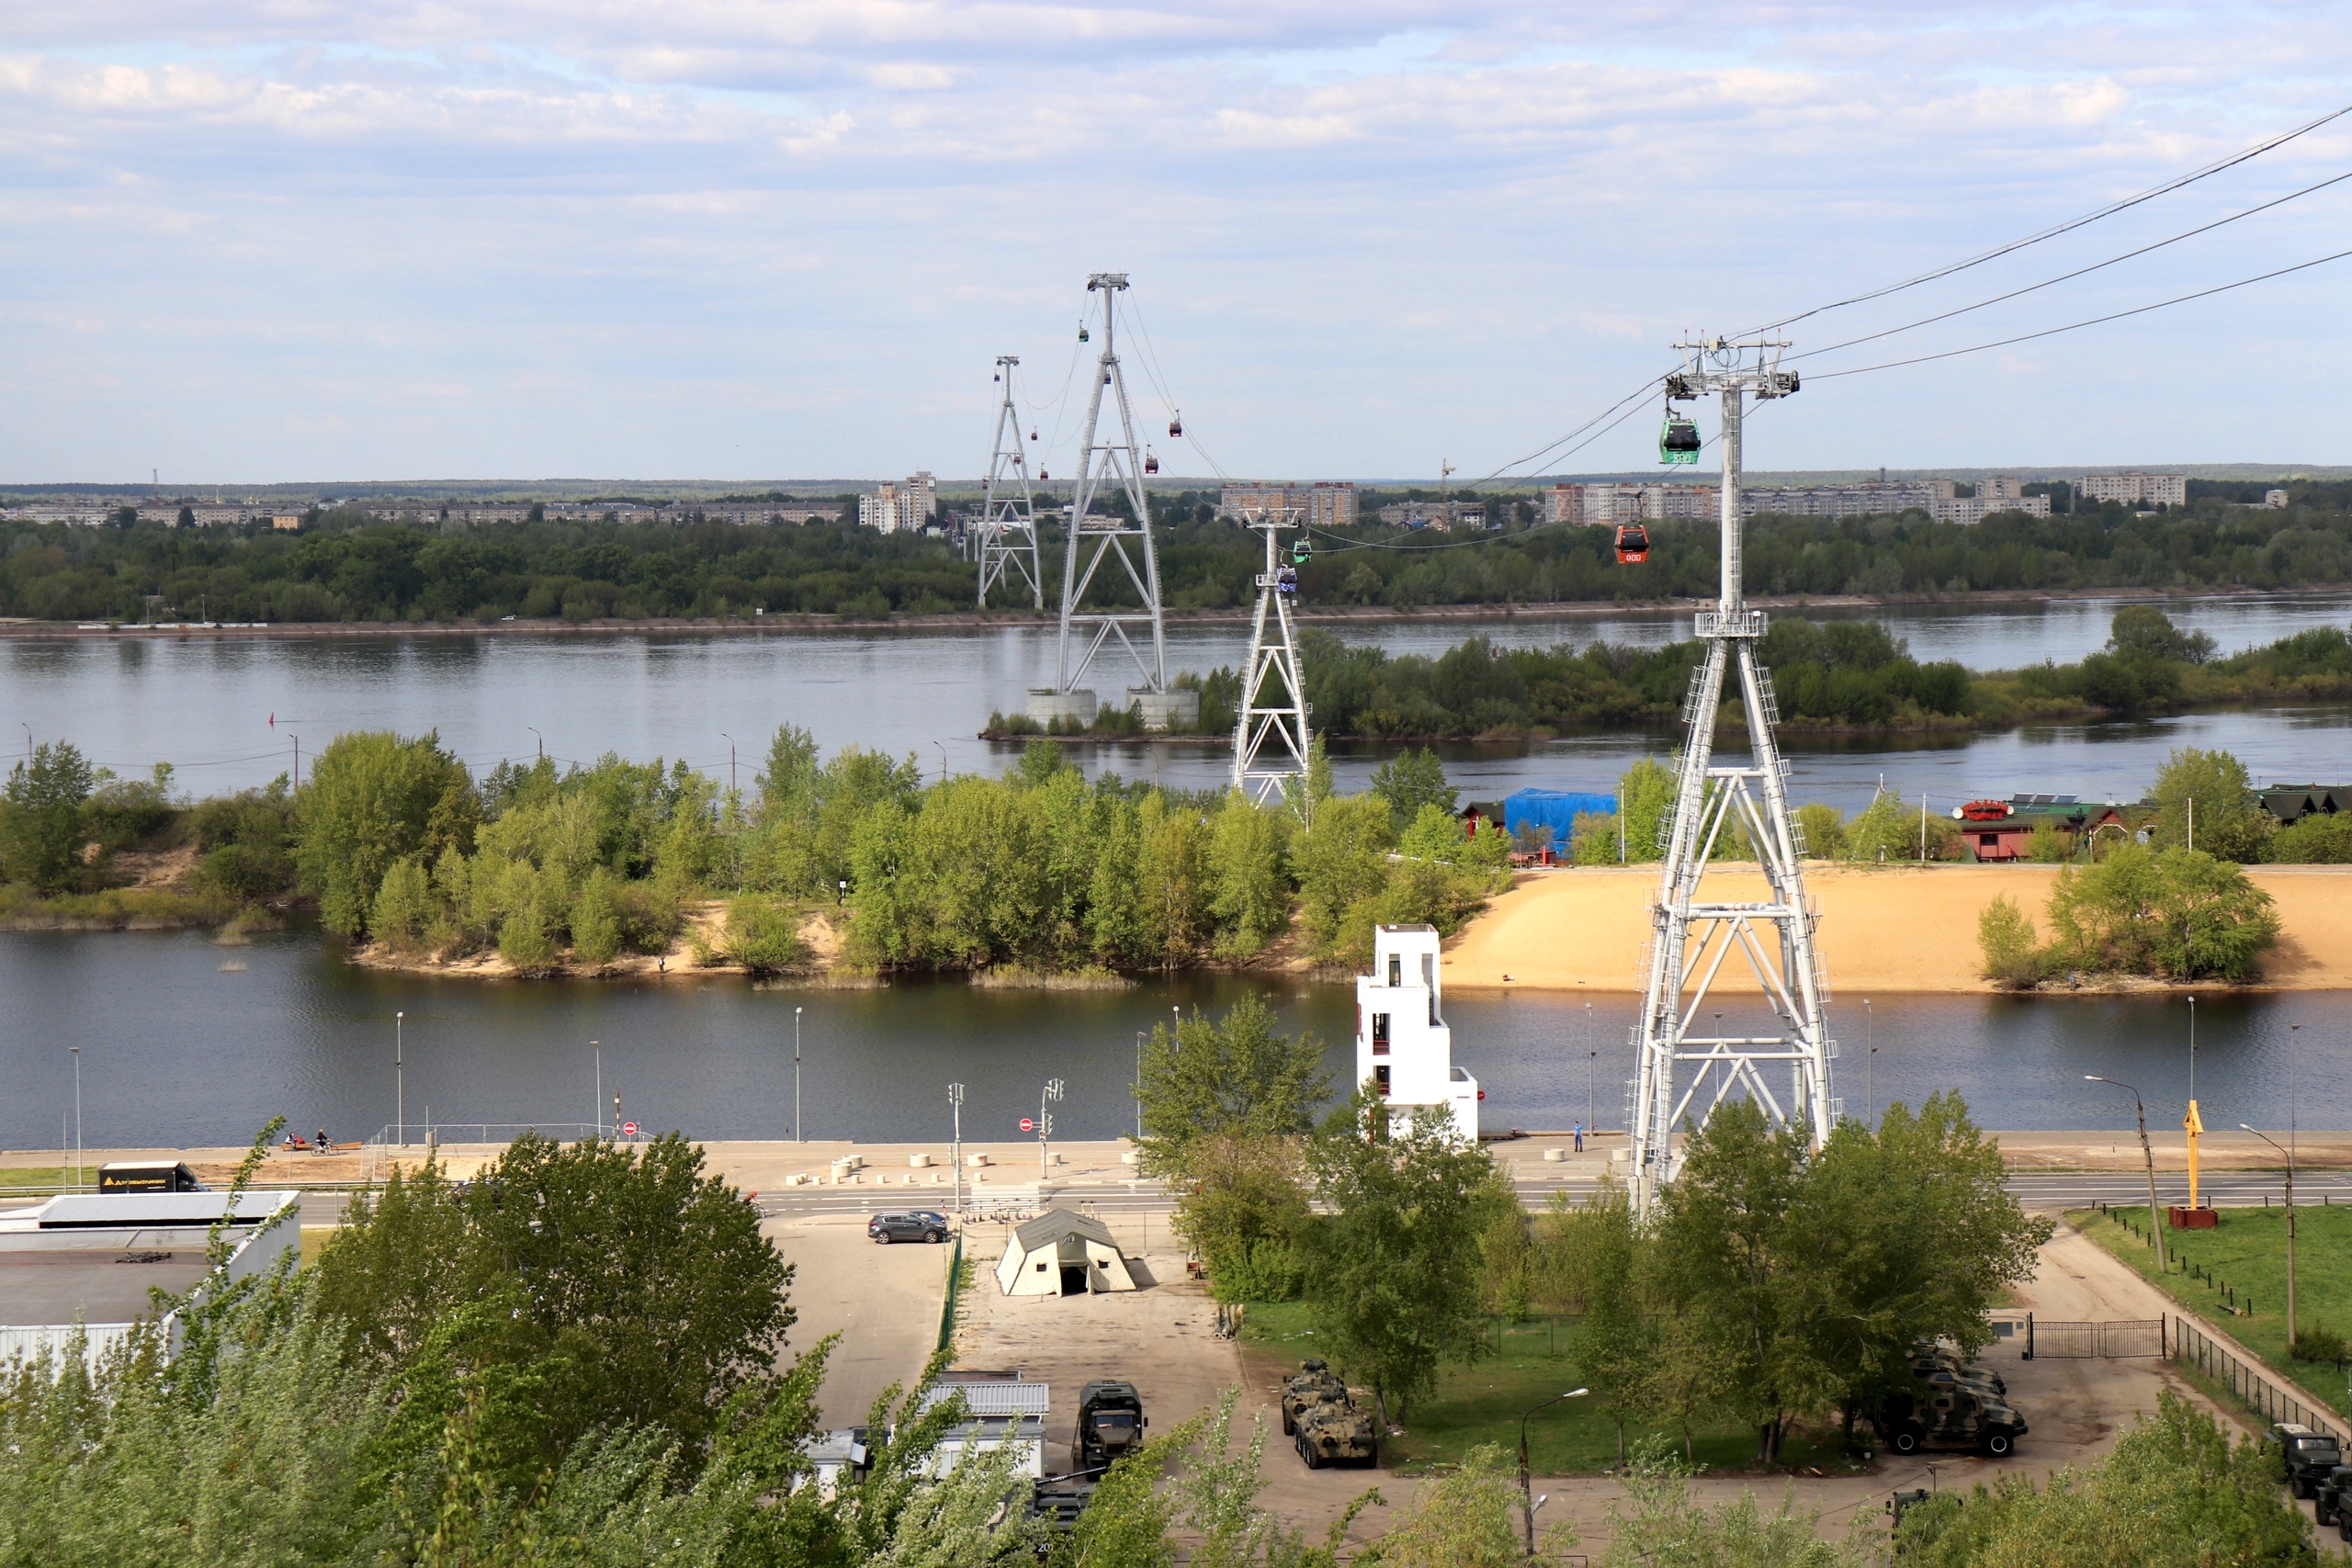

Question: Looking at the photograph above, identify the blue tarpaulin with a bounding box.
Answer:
[1503,788,1619,851]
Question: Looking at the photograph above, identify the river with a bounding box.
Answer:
[3,929,2344,1153]
[5,592,2351,811]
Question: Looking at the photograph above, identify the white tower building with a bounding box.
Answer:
[1354,924,1478,1141]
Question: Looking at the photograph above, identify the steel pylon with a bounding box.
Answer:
[1627,335,1838,1216]
[1054,274,1167,694]
[1230,506,1310,805]
[978,355,1043,608]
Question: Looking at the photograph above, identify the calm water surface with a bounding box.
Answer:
[4,929,2346,1150]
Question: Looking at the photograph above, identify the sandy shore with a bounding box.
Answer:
[1441,863,2352,994]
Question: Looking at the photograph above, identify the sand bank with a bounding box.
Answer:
[1440,863,2352,994]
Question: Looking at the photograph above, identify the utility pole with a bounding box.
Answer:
[1039,1078,1064,1178]
[592,1039,602,1136]
[1230,505,1312,807]
[1046,275,1182,728]
[721,732,736,795]
[71,1046,81,1192]
[2243,1122,2295,1344]
[2087,1076,2166,1271]
[395,1011,405,1147]
[978,355,1044,609]
[950,1083,966,1215]
[1583,1002,1594,1132]
[794,1007,804,1143]
[1628,335,1827,1215]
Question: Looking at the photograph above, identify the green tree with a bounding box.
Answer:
[2147,746,2272,863]
[295,730,479,935]
[1555,1180,1658,1462]
[1369,748,1455,829]
[1137,993,1332,1171]
[369,854,434,953]
[1208,792,1295,957]
[571,864,624,964]
[2108,604,2218,664]
[1300,1089,1507,1417]
[1596,1448,1873,1568]
[2045,844,2279,981]
[1795,802,1846,860]
[1976,893,2044,987]
[0,739,96,893]
[1354,1442,1524,1567]
[2269,810,2352,863]
[1618,758,1677,864]
[725,893,805,974]
[1293,794,1395,956]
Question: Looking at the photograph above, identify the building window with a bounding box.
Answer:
[1372,1013,1390,1055]
[1387,954,1401,987]
[1374,1065,1391,1098]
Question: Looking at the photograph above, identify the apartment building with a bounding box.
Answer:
[1927,492,2052,525]
[1220,481,1358,529]
[1544,483,1714,525]
[2077,473,2188,508]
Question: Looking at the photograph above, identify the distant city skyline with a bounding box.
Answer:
[3,2,2347,483]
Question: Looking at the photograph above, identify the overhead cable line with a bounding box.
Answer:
[1805,243,2352,381]
[1788,164,2352,365]
[1743,100,2352,335]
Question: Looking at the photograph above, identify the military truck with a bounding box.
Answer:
[1878,1384,2028,1457]
[1908,1342,2007,1399]
[1295,1395,1380,1470]
[2313,1464,2352,1529]
[1071,1381,1146,1475]
[1278,1359,1348,1437]
[2270,1421,2344,1499]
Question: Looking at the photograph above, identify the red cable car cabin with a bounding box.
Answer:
[1614,524,1650,564]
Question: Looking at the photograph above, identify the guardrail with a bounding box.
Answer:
[937,1233,966,1354]
[2169,1314,2346,1440]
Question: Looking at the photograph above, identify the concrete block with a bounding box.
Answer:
[1025,687,1097,726]
[1130,686,1199,732]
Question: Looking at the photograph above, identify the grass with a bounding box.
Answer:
[0,1167,74,1190]
[0,884,239,929]
[2070,1203,2352,1421]
[1238,1301,1868,1478]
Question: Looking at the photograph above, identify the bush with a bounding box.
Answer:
[571,867,623,964]
[1977,894,2045,987]
[1796,801,1845,859]
[724,894,804,974]
[2267,811,2352,863]
[2290,1325,2346,1365]
[2044,845,2279,981]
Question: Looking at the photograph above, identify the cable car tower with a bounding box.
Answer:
[1046,274,1185,726]
[1230,506,1311,806]
[1626,334,1837,1217]
[977,355,1043,608]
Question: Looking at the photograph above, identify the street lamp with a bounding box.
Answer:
[1864,998,1874,1126]
[2086,1076,2166,1271]
[1134,1030,1146,1141]
[1039,1078,1065,1178]
[794,1007,805,1143]
[949,1083,966,1214]
[70,1046,82,1192]
[720,732,737,795]
[1584,1002,1594,1134]
[395,1011,405,1147]
[1520,1388,1589,1551]
[2243,1122,2296,1346]
[527,726,543,761]
[591,1039,601,1137]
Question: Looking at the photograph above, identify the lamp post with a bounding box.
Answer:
[70,1046,82,1192]
[527,726,543,761]
[1865,998,1874,1126]
[721,732,737,795]
[1134,1030,1146,1141]
[950,1083,965,1214]
[2086,1076,2166,1270]
[794,1007,804,1143]
[1039,1078,1064,1178]
[2185,995,2203,1213]
[1519,1388,1589,1551]
[395,1011,405,1147]
[592,1039,602,1136]
[2242,1122,2295,1345]
[1584,1002,1594,1133]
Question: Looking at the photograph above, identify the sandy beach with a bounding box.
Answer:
[1440,863,2352,993]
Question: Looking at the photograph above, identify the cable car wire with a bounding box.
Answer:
[1804,241,2352,382]
[1740,100,2352,336]
[1787,164,2352,367]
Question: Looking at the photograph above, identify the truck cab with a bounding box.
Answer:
[2271,1422,2343,1499]
[1072,1381,1145,1475]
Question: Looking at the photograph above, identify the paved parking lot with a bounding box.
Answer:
[764,1213,954,1427]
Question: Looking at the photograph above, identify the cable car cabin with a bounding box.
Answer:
[1292,539,1312,566]
[1169,412,1183,437]
[1078,326,1090,342]
[1276,565,1298,595]
[1659,414,1701,465]
[1614,525,1650,564]
[1144,453,1159,475]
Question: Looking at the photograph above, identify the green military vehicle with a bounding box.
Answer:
[1278,1359,1348,1437]
[2312,1464,2352,1531]
[2270,1422,2343,1500]
[1908,1343,2007,1401]
[1295,1393,1380,1470]
[1072,1381,1147,1476]
[1878,1383,2028,1458]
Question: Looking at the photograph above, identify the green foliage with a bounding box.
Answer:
[1291,793,1396,956]
[1351,1442,1522,1568]
[2109,604,2218,664]
[1595,1447,1873,1568]
[1795,801,1846,860]
[187,780,299,900]
[0,740,96,893]
[1300,1090,1510,1417]
[724,893,805,973]
[1977,893,2045,987]
[1137,993,1332,1168]
[295,730,479,935]
[1369,747,1456,827]
[1894,1391,2312,1567]
[369,855,433,953]
[2044,844,2280,981]
[2267,810,2352,863]
[1840,788,1957,863]
[571,865,624,964]
[2147,746,2273,863]
[2290,1325,2346,1365]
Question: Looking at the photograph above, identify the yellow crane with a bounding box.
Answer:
[2184,1098,2204,1213]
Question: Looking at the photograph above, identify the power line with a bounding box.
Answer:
[1745,100,2352,335]
[1790,164,2352,366]
[1806,243,2352,382]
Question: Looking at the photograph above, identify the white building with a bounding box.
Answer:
[1927,491,2052,525]
[1354,923,1477,1141]
[1544,483,1714,525]
[2076,473,2188,508]
[2267,490,2291,509]
[859,475,939,534]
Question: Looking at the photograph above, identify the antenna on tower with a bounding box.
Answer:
[1027,273,1194,733]
[1230,506,1312,808]
[1626,333,1831,1217]
[977,355,1042,609]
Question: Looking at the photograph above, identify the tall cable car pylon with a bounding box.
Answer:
[978,355,1042,608]
[1054,273,1169,700]
[1230,506,1310,806]
[1626,334,1837,1217]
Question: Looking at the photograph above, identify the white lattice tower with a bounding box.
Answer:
[978,355,1043,608]
[1055,274,1168,694]
[1627,335,1838,1217]
[1230,506,1311,805]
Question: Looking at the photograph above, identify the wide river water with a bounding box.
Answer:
[6,592,2352,1149]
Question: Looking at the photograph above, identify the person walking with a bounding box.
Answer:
[1573,1122,1584,1154]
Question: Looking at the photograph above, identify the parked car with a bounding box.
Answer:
[2270,1421,2344,1498]
[868,1211,951,1244]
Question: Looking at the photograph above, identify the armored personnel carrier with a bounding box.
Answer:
[1278,1359,1349,1437]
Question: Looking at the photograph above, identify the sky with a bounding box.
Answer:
[3,1,2349,486]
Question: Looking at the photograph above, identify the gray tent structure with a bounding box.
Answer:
[993,1209,1137,1297]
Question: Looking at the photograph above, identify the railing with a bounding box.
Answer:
[937,1233,966,1354]
[359,1123,608,1183]
[2170,1314,2346,1440]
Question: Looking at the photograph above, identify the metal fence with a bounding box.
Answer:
[359,1123,607,1182]
[2169,1315,2346,1440]
[937,1234,966,1354]
[2020,1315,2164,1359]
[2101,1319,2165,1359]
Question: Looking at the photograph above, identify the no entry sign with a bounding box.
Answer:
[1019,1117,1035,1132]
[621,1121,639,1137]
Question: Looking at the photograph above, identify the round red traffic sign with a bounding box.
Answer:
[1020,1117,1035,1132]
[621,1121,639,1137]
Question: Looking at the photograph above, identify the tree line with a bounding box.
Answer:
[8,480,2352,623]
[0,730,1510,975]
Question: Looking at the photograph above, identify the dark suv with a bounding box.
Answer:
[868,1211,950,1245]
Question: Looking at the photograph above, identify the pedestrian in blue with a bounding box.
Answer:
[1573,1122,1584,1154]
